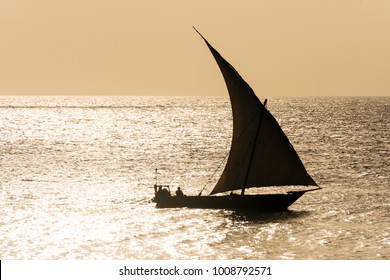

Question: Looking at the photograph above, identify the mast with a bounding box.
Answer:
[241,99,267,195]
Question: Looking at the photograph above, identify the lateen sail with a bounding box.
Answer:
[194,29,318,195]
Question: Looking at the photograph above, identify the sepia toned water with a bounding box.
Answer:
[0,96,389,260]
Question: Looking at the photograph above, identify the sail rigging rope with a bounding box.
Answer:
[199,103,265,196]
[198,151,229,196]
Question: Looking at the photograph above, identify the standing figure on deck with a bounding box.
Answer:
[176,187,184,197]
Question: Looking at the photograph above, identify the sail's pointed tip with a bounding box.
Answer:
[193,27,204,39]
[192,26,200,34]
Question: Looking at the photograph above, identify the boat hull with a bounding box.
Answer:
[154,191,306,211]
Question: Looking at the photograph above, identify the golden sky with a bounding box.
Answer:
[1,0,389,96]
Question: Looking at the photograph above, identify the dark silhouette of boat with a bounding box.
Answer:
[153,28,321,211]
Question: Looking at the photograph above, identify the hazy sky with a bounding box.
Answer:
[1,0,389,96]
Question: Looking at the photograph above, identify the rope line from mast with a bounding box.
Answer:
[198,101,267,196]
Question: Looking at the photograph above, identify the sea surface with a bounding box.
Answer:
[0,96,389,260]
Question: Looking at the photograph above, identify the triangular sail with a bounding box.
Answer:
[194,29,317,195]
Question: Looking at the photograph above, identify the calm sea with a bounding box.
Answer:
[0,96,389,259]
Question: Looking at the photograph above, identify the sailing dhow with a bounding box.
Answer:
[153,28,321,211]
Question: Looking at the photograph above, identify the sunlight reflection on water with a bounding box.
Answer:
[0,96,389,259]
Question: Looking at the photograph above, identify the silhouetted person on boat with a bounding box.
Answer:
[176,187,184,197]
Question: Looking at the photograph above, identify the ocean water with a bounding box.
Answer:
[0,96,389,260]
